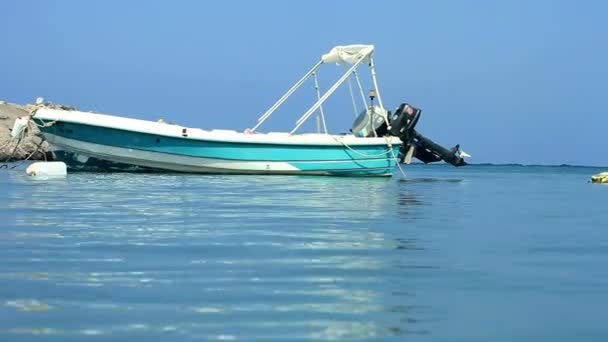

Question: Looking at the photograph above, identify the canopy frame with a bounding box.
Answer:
[251,44,385,134]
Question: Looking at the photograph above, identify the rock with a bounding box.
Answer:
[0,102,50,161]
[591,172,608,184]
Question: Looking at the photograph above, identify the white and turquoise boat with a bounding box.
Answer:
[29,44,468,176]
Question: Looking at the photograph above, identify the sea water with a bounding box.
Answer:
[0,164,607,341]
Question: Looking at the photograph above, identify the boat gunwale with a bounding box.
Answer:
[33,108,402,147]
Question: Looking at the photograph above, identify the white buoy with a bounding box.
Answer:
[26,162,67,179]
[11,116,30,138]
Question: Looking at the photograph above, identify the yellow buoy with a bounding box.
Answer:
[591,172,608,183]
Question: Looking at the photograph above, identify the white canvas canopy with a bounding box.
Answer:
[321,44,374,64]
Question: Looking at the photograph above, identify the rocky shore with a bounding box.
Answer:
[0,101,50,161]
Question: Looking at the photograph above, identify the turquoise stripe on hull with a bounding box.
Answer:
[290,159,394,171]
[37,119,398,175]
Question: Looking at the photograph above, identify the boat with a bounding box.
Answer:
[25,44,469,176]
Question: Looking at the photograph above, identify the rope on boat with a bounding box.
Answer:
[333,136,406,177]
[28,118,57,128]
[24,104,57,128]
[6,138,45,170]
[333,136,394,158]
[0,136,23,168]
[389,142,407,178]
[0,138,14,152]
[0,106,51,170]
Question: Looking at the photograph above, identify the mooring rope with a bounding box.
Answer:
[389,143,407,178]
[7,139,45,170]
[336,136,406,177]
[0,136,24,169]
[1,136,23,163]
[332,136,393,158]
[0,138,14,152]
[0,109,50,170]
[28,118,56,128]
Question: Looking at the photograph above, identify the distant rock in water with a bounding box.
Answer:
[0,101,50,161]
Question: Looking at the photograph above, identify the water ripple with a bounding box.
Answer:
[4,166,603,340]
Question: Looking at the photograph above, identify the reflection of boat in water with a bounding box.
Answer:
[5,169,437,338]
[25,44,468,176]
[47,150,158,173]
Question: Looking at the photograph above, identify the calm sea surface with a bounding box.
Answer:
[0,164,607,341]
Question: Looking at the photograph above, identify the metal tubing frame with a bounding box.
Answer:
[369,57,384,111]
[252,60,323,131]
[291,50,372,134]
[346,75,359,116]
[313,71,328,133]
[352,69,368,110]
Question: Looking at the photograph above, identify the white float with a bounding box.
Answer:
[26,162,67,178]
[11,116,29,139]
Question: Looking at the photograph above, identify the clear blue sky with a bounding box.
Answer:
[2,0,606,165]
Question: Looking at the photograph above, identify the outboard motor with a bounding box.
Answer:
[351,105,389,137]
[388,103,468,167]
[389,103,421,142]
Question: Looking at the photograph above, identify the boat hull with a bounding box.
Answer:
[36,117,400,176]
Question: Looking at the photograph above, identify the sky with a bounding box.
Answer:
[1,0,607,165]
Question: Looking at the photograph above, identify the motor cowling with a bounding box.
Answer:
[388,103,468,167]
[388,103,421,141]
[351,105,389,137]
